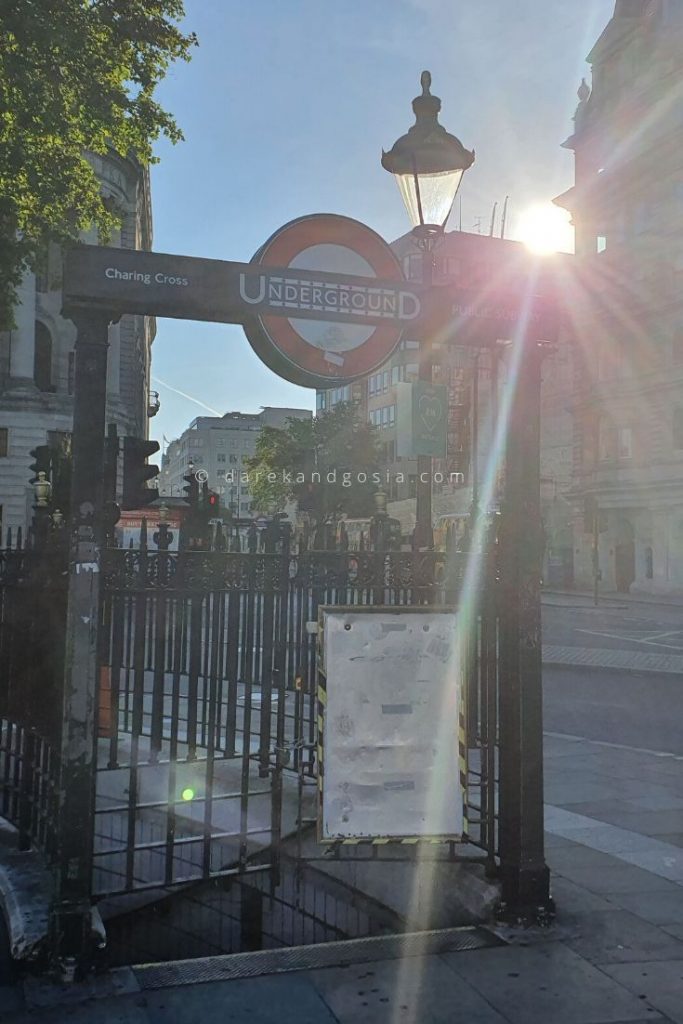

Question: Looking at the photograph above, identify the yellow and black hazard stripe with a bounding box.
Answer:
[315,619,470,846]
[331,835,457,846]
[459,706,469,838]
[317,682,327,810]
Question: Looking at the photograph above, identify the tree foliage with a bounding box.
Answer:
[245,404,382,521]
[0,0,197,324]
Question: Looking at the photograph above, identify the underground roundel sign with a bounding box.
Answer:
[242,214,416,389]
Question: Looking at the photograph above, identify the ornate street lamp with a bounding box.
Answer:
[382,72,474,549]
[382,71,474,247]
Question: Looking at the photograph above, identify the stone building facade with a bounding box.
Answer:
[0,150,156,538]
[159,407,312,515]
[555,0,683,593]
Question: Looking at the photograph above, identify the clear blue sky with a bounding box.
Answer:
[149,0,614,448]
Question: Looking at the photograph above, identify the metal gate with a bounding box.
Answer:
[93,525,500,901]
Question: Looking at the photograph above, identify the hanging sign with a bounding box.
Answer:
[396,381,448,458]
[242,214,417,388]
[63,218,560,393]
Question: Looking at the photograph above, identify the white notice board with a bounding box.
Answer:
[318,608,465,841]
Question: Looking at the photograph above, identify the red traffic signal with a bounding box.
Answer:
[201,481,220,513]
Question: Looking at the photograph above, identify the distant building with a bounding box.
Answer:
[316,231,575,566]
[555,0,683,593]
[159,407,312,516]
[0,150,156,539]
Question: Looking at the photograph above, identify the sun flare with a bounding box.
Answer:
[516,203,574,255]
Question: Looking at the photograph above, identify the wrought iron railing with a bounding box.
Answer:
[94,542,500,898]
[0,531,68,856]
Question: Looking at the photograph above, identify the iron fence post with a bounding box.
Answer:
[415,245,435,550]
[49,306,112,976]
[498,337,551,918]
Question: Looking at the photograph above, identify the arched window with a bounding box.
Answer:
[34,322,52,392]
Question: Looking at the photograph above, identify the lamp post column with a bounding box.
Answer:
[415,245,435,549]
[498,336,551,916]
[49,305,113,975]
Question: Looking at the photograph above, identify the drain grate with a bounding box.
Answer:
[132,926,502,990]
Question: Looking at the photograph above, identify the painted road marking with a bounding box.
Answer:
[576,628,683,651]
[545,730,683,761]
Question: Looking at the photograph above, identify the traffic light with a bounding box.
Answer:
[182,470,199,509]
[29,444,51,484]
[122,436,160,510]
[103,427,119,506]
[201,482,220,513]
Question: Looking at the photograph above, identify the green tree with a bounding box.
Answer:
[245,403,381,521]
[0,0,197,325]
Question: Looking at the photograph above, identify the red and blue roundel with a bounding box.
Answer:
[243,214,412,389]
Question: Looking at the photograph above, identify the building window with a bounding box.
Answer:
[617,427,633,460]
[403,253,422,281]
[674,407,683,449]
[229,454,238,464]
[382,371,389,393]
[443,257,462,278]
[645,546,654,580]
[34,251,49,294]
[596,235,607,254]
[217,453,227,463]
[0,428,7,457]
[34,321,53,392]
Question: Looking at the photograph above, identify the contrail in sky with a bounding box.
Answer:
[152,376,222,416]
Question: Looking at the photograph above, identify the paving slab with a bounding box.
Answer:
[141,975,338,1024]
[556,863,681,895]
[545,806,683,883]
[604,961,683,1024]
[604,889,683,926]
[564,804,683,835]
[309,955,507,1023]
[441,944,661,1024]
[543,644,683,675]
[563,909,683,965]
[2,1000,150,1023]
[653,834,683,849]
[546,782,623,805]
[550,875,617,915]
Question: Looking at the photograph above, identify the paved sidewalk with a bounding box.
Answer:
[2,731,683,1022]
[544,587,683,610]
[543,643,683,675]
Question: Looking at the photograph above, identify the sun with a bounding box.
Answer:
[516,203,574,255]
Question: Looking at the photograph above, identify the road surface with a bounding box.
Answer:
[542,595,683,756]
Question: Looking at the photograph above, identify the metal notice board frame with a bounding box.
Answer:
[316,606,468,845]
